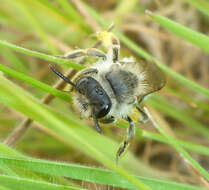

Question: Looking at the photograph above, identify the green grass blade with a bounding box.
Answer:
[0,72,152,190]
[14,0,57,54]
[0,156,206,190]
[56,0,90,32]
[147,95,209,138]
[117,122,209,156]
[0,143,76,186]
[184,0,209,17]
[115,0,139,15]
[1,48,28,74]
[0,185,11,190]
[165,87,209,113]
[84,3,209,98]
[141,131,209,156]
[0,40,84,70]
[0,144,22,157]
[0,165,18,177]
[146,10,209,54]
[143,109,209,182]
[31,0,90,32]
[0,63,72,103]
[0,175,83,190]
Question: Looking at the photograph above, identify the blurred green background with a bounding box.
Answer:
[0,0,208,190]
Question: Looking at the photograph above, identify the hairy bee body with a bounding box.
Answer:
[50,30,165,162]
[73,49,165,121]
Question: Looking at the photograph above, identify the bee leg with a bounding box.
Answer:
[116,116,135,164]
[57,48,107,60]
[112,45,120,63]
[92,111,102,134]
[86,48,107,60]
[79,68,98,76]
[99,116,115,124]
[110,35,120,63]
[97,31,120,63]
[136,105,149,123]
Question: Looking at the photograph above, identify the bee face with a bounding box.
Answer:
[75,76,112,118]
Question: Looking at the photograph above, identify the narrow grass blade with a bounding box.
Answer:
[147,95,209,138]
[0,156,205,190]
[31,0,90,32]
[0,40,84,70]
[0,72,152,190]
[1,48,28,74]
[55,0,90,32]
[141,131,209,156]
[146,10,209,54]
[115,0,139,15]
[0,165,18,177]
[184,0,209,17]
[14,0,57,54]
[0,143,76,186]
[0,185,11,190]
[144,108,209,182]
[0,175,83,190]
[0,63,72,104]
[117,122,209,156]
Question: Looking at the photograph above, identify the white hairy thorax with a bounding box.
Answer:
[86,49,148,119]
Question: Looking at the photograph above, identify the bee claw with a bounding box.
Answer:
[115,141,129,164]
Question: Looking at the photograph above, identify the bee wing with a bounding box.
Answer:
[121,60,166,99]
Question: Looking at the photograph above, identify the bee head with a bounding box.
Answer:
[76,77,111,118]
[50,65,112,118]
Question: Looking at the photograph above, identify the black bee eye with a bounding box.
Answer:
[96,105,110,118]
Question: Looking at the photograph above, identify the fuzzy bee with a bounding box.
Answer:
[50,30,165,163]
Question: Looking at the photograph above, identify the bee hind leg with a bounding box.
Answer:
[116,116,135,164]
[57,48,107,60]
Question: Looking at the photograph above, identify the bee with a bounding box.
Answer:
[50,30,165,163]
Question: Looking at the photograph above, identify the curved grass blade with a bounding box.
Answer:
[147,95,209,138]
[0,143,76,186]
[117,122,209,157]
[143,108,209,183]
[142,131,209,156]
[0,185,11,190]
[13,0,57,54]
[0,156,205,190]
[0,63,72,104]
[0,72,152,190]
[146,10,209,54]
[0,40,84,70]
[0,175,84,190]
[184,0,209,17]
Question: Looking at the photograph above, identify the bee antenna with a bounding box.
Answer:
[49,64,76,88]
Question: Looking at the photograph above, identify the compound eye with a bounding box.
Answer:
[96,104,110,118]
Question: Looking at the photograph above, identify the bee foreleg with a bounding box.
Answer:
[116,116,135,164]
[92,111,102,134]
[136,105,149,123]
[79,68,98,76]
[57,48,107,60]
